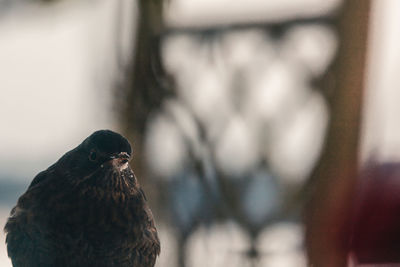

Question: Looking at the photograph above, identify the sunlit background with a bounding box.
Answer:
[0,0,398,266]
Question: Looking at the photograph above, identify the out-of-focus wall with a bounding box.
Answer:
[0,0,119,181]
[361,0,400,163]
[0,1,120,266]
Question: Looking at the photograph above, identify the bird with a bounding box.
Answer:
[4,130,160,267]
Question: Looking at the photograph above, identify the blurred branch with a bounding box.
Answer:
[120,0,169,135]
[116,0,173,174]
[304,0,371,266]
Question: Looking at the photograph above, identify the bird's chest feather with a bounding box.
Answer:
[37,187,158,262]
[47,187,147,234]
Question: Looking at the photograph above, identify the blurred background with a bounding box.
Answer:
[0,0,398,266]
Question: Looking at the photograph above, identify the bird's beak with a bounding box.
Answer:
[109,152,130,164]
[105,152,131,171]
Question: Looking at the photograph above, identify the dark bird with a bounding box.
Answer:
[4,130,160,267]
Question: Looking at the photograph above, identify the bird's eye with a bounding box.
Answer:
[89,150,98,162]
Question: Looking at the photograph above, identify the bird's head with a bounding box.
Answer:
[56,130,135,188]
[81,129,132,170]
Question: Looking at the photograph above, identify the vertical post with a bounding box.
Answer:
[305,0,371,266]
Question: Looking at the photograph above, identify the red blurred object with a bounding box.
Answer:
[350,162,400,264]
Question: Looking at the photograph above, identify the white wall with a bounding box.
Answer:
[0,0,121,180]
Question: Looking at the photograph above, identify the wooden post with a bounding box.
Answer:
[305,0,371,266]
